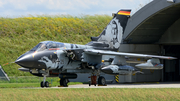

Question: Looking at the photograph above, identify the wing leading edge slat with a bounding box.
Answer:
[84,49,177,60]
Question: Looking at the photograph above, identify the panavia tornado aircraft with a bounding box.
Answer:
[15,9,176,87]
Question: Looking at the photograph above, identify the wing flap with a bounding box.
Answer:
[84,49,177,60]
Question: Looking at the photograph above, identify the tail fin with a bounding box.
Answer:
[91,9,131,50]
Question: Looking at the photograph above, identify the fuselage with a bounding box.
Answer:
[15,41,138,76]
[15,41,93,70]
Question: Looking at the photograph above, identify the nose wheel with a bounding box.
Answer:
[41,81,49,87]
[41,72,49,88]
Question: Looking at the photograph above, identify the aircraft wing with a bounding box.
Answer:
[84,49,177,60]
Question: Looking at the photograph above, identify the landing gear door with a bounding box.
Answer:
[58,53,68,70]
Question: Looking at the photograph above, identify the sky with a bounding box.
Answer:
[0,0,153,18]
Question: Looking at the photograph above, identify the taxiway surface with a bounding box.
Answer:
[50,82,180,88]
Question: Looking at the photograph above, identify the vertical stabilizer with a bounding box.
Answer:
[91,9,131,50]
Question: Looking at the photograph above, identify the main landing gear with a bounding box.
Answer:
[60,78,69,87]
[98,76,106,86]
[58,73,77,87]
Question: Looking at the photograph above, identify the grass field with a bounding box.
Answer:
[0,76,83,88]
[0,82,82,88]
[0,88,180,101]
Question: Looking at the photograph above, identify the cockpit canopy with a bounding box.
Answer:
[30,41,64,51]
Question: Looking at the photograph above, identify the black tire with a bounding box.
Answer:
[45,81,49,87]
[41,81,44,88]
[98,76,106,86]
[98,77,101,84]
[60,79,63,85]
[60,78,68,87]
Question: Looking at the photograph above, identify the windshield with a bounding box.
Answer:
[30,43,47,51]
[30,42,64,52]
[46,42,64,49]
[37,44,47,51]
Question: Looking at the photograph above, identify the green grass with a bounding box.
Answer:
[0,76,60,83]
[0,88,179,101]
[0,83,40,88]
[0,15,112,76]
[0,76,83,88]
[0,82,82,88]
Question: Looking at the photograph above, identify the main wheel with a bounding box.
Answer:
[98,76,106,86]
[41,81,44,88]
[60,78,68,87]
[45,81,49,87]
[89,81,91,86]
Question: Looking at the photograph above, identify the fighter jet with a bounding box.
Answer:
[15,9,176,87]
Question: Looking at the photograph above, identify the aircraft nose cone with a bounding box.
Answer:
[101,67,113,74]
[15,54,34,68]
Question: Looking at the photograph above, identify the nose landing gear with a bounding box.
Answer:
[40,70,49,88]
